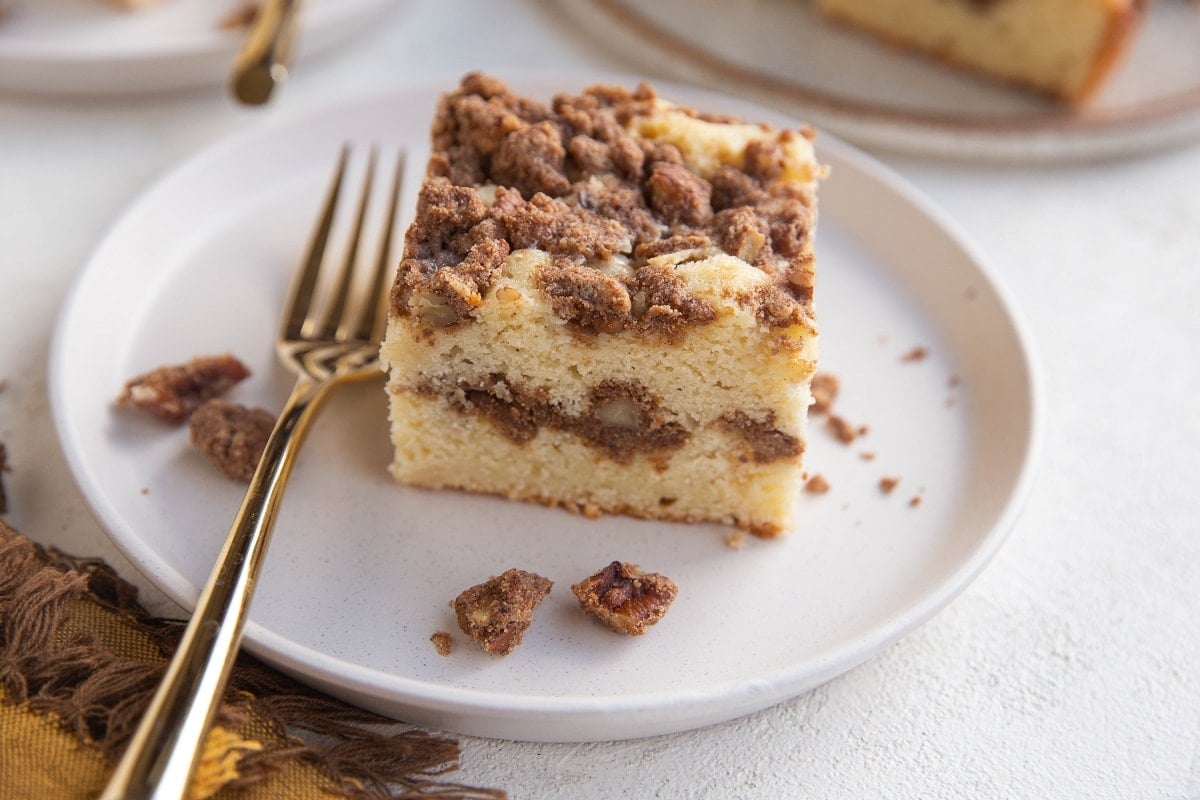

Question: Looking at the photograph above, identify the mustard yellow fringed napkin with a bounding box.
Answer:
[0,518,506,800]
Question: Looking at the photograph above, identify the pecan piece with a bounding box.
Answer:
[453,568,553,656]
[571,561,678,636]
[117,354,251,424]
[188,399,275,482]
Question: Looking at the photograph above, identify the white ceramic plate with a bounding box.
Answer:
[0,0,400,96]
[558,0,1200,161]
[50,76,1040,742]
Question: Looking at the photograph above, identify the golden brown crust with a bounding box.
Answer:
[401,475,787,538]
[1070,0,1146,103]
[453,569,552,656]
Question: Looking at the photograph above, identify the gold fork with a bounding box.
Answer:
[101,146,404,800]
[230,0,301,106]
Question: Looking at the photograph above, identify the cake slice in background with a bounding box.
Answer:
[380,74,823,537]
[818,0,1145,103]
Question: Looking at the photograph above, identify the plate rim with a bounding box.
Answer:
[563,0,1200,160]
[49,72,1044,737]
[0,0,401,94]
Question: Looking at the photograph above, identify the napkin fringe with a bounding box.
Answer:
[0,520,505,800]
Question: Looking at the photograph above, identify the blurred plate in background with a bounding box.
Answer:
[559,0,1200,161]
[0,0,402,96]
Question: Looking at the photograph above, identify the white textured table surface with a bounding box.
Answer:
[2,1,1199,797]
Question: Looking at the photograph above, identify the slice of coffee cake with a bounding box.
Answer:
[380,74,822,536]
[818,0,1143,103]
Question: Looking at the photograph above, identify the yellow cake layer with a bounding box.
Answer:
[387,391,801,537]
[383,248,816,426]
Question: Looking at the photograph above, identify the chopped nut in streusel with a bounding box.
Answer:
[453,568,552,656]
[572,561,678,636]
[118,354,250,424]
[188,399,275,482]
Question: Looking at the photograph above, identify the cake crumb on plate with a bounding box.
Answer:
[430,631,453,657]
[804,474,830,494]
[572,561,677,636]
[189,399,275,482]
[453,569,552,656]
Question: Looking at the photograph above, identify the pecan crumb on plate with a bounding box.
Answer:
[879,476,900,494]
[804,474,830,494]
[453,568,552,656]
[188,399,275,482]
[809,372,839,415]
[572,561,678,637]
[901,345,929,363]
[826,414,859,444]
[430,631,454,657]
[118,353,250,424]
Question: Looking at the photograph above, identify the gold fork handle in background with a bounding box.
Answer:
[231,0,302,106]
[100,375,333,800]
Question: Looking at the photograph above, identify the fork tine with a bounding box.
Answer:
[282,144,349,342]
[357,150,405,343]
[318,146,376,341]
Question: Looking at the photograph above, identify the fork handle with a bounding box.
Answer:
[230,0,301,106]
[101,376,332,800]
